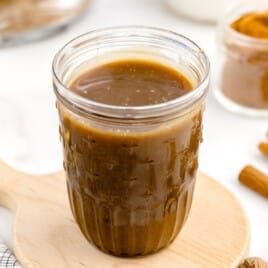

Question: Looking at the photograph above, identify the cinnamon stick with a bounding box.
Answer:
[259,142,268,157]
[239,165,268,198]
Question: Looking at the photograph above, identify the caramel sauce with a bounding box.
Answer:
[58,59,202,256]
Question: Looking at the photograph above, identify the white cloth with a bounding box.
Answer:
[0,240,21,268]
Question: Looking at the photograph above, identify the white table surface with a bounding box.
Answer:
[0,0,267,261]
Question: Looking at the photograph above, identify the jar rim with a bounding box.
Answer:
[223,26,268,49]
[52,26,210,119]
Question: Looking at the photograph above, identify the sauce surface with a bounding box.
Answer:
[59,59,202,256]
[70,59,193,106]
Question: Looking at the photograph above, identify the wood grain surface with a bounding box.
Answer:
[0,161,249,268]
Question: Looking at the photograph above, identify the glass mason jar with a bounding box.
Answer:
[215,0,268,117]
[53,26,210,257]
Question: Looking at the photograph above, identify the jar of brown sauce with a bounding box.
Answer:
[53,26,210,257]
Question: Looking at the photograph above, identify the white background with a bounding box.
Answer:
[0,0,267,261]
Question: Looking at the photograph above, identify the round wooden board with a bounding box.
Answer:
[0,161,249,268]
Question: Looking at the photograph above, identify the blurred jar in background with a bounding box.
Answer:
[215,0,268,117]
[0,0,90,46]
[166,0,243,23]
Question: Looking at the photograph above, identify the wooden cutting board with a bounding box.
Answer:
[0,161,249,268]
